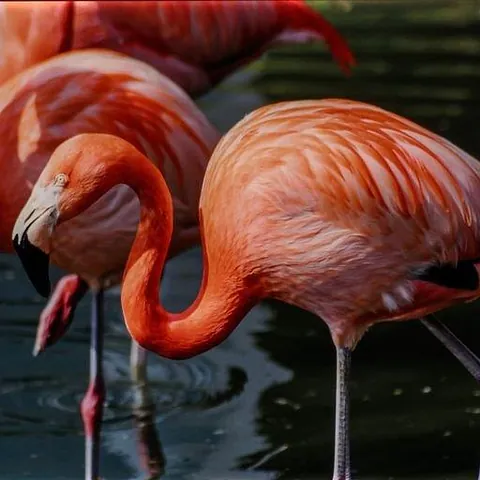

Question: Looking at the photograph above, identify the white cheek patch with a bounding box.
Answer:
[32,183,63,213]
[24,182,65,248]
[26,209,57,253]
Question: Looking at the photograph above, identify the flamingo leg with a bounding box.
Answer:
[421,316,480,382]
[80,288,106,480]
[333,346,352,480]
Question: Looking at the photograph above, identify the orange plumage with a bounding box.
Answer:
[2,49,219,265]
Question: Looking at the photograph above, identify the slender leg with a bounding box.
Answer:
[421,316,480,382]
[333,346,352,480]
[80,288,106,480]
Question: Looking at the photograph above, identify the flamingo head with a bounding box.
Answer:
[12,134,124,298]
[12,173,67,298]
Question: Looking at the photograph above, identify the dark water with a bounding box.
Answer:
[1,1,480,479]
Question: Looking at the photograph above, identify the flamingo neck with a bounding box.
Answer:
[121,159,255,360]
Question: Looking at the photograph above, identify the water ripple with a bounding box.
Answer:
[0,350,247,436]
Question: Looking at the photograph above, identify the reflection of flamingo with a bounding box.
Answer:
[0,0,354,92]
[14,99,480,479]
[133,400,166,479]
[4,49,220,480]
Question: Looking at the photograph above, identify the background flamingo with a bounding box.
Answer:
[0,0,354,93]
[0,48,220,480]
[13,99,480,479]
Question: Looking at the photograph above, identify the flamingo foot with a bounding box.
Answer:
[34,274,88,355]
[333,346,352,480]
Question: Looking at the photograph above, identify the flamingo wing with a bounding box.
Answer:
[219,99,480,263]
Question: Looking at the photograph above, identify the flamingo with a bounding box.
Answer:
[13,99,480,479]
[1,48,221,479]
[0,0,354,94]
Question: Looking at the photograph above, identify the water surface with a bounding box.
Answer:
[1,2,480,479]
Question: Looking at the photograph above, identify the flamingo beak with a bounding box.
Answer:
[12,188,59,298]
[13,224,51,298]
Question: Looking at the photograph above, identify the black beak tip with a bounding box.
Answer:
[13,233,51,298]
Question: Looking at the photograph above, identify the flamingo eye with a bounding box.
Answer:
[54,173,69,187]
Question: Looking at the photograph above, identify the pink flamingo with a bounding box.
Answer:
[13,99,480,479]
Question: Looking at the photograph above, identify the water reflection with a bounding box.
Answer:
[1,1,480,479]
[132,397,165,479]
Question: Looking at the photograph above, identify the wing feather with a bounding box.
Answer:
[205,99,480,266]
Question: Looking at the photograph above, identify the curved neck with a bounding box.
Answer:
[121,155,255,360]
